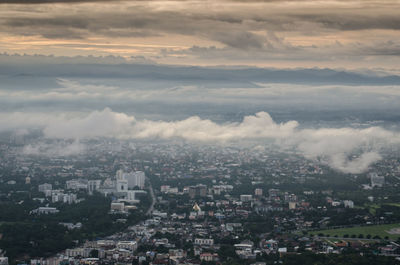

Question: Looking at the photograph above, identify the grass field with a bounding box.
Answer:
[364,203,400,215]
[308,223,400,240]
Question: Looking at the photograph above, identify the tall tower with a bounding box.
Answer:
[117,178,128,192]
[116,169,124,180]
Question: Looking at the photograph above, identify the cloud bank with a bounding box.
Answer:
[3,108,400,174]
[1,0,400,68]
[22,140,85,157]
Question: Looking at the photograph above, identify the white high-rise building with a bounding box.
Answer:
[116,169,124,180]
[38,183,52,192]
[369,172,385,187]
[117,178,128,192]
[343,200,354,208]
[88,180,101,194]
[124,171,145,189]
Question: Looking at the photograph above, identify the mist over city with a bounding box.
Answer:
[1,1,400,265]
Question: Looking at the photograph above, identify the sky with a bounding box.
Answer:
[1,0,400,174]
[0,0,400,68]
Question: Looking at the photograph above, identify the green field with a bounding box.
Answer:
[364,203,400,215]
[308,223,400,240]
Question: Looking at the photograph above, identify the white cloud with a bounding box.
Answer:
[292,126,400,173]
[131,112,298,141]
[2,108,399,173]
[43,108,135,139]
[22,140,85,157]
[2,78,400,117]
[326,152,382,175]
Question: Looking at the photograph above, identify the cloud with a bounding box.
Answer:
[22,140,85,156]
[1,0,400,68]
[327,152,382,175]
[210,31,268,50]
[2,74,400,117]
[43,108,135,139]
[0,0,120,3]
[4,108,400,173]
[294,126,398,173]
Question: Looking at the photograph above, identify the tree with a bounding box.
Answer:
[89,249,98,258]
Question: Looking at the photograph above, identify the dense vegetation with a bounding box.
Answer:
[217,252,400,265]
[0,193,149,263]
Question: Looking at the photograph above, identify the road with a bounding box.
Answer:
[145,176,156,216]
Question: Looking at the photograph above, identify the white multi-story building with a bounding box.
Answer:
[38,183,52,193]
[116,169,124,180]
[88,180,102,194]
[194,238,214,246]
[31,207,59,214]
[111,202,125,212]
[343,200,354,208]
[124,190,147,202]
[66,180,88,190]
[65,194,77,204]
[0,257,8,265]
[124,171,145,189]
[160,185,170,193]
[117,241,137,251]
[370,173,385,187]
[65,248,91,258]
[51,191,77,204]
[52,193,62,203]
[240,194,253,202]
[116,177,128,192]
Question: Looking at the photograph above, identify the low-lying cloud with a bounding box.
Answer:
[3,108,400,174]
[22,140,85,156]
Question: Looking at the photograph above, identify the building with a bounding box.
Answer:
[116,169,124,180]
[117,170,146,190]
[200,253,218,262]
[51,192,77,204]
[268,189,279,198]
[117,241,137,251]
[189,184,207,199]
[254,188,263,196]
[240,194,253,202]
[160,185,170,193]
[59,222,82,230]
[111,202,125,212]
[65,248,91,258]
[66,179,88,190]
[125,171,145,189]
[0,257,8,265]
[116,177,128,192]
[194,238,214,246]
[30,207,59,214]
[234,241,255,260]
[370,173,385,187]
[38,183,52,192]
[343,200,354,208]
[123,190,147,203]
[88,180,101,194]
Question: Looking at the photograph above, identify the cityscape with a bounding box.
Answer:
[0,137,400,264]
[1,0,400,264]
